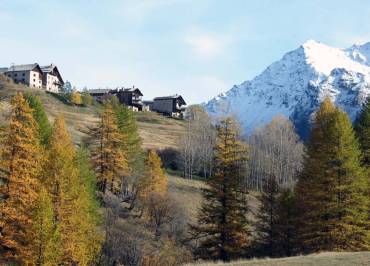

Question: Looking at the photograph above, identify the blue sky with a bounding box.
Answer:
[1,0,370,104]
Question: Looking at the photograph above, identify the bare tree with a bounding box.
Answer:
[179,105,216,179]
[247,115,304,190]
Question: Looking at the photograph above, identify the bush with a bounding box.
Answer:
[158,148,180,171]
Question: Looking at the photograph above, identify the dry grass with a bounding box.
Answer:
[185,252,370,266]
[0,76,186,149]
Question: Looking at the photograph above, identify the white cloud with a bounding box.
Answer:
[185,33,233,59]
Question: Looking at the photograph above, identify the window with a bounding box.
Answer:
[33,73,36,77]
[22,73,25,76]
[14,73,17,77]
[33,79,35,82]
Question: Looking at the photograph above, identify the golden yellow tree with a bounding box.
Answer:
[0,93,42,264]
[44,116,102,265]
[139,150,168,202]
[31,186,62,265]
[93,103,128,194]
[70,91,82,105]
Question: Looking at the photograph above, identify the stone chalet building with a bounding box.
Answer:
[0,63,64,92]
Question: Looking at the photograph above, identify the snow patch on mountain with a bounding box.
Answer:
[204,40,370,138]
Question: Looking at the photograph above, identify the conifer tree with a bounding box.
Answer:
[0,93,42,264]
[274,188,297,257]
[73,147,103,264]
[31,187,62,265]
[253,175,280,257]
[112,98,144,171]
[139,150,168,202]
[355,98,370,166]
[25,93,52,146]
[295,99,369,252]
[93,103,128,194]
[191,118,250,261]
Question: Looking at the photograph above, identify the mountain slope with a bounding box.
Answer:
[204,40,370,138]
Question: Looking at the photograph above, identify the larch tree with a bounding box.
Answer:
[191,118,250,262]
[92,102,128,194]
[355,98,370,166]
[31,186,62,265]
[0,93,42,264]
[294,99,369,252]
[70,91,82,105]
[139,150,168,202]
[25,93,52,147]
[253,175,281,257]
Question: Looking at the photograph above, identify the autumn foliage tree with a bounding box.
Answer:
[70,91,82,105]
[139,150,168,202]
[93,102,128,194]
[191,118,250,262]
[0,93,42,264]
[294,99,369,252]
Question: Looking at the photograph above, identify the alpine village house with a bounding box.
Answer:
[0,63,64,92]
[89,88,187,118]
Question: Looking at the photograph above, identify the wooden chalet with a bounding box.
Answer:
[152,94,187,118]
[116,87,143,111]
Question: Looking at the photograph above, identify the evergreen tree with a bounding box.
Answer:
[253,175,280,257]
[0,93,42,264]
[191,118,250,261]
[355,98,370,166]
[25,93,52,146]
[295,99,369,252]
[139,150,168,202]
[31,187,62,265]
[93,103,128,194]
[274,188,297,257]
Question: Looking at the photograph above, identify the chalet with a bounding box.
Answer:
[40,64,64,92]
[152,95,187,118]
[1,63,43,88]
[116,87,143,111]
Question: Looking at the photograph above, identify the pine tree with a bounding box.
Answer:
[25,93,52,146]
[31,186,62,265]
[93,103,128,194]
[191,118,250,261]
[253,175,280,257]
[0,93,42,264]
[139,150,168,202]
[295,99,369,252]
[355,98,370,166]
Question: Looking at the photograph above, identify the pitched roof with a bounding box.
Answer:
[121,87,143,96]
[154,95,186,105]
[6,63,40,72]
[40,64,64,84]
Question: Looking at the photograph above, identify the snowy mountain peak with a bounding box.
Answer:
[204,41,370,139]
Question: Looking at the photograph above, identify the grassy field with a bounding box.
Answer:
[186,252,370,266]
[0,75,186,149]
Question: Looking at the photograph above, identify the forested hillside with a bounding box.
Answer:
[0,74,369,265]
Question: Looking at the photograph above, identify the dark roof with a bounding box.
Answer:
[154,95,186,105]
[40,64,64,84]
[121,87,143,96]
[6,63,41,72]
